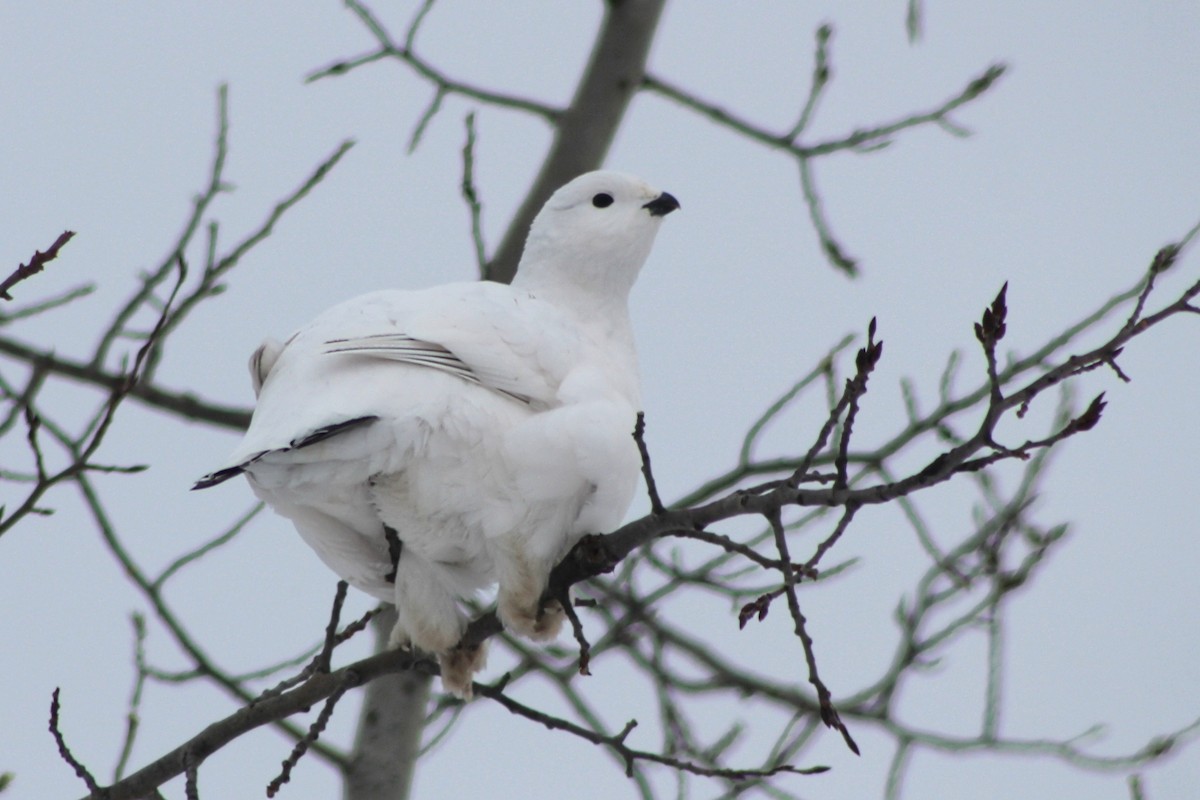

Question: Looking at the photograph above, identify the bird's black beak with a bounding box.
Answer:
[642,191,680,217]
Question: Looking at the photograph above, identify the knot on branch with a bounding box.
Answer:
[550,533,620,592]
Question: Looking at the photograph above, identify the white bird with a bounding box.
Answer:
[195,171,678,696]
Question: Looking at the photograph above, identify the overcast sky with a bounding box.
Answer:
[3,2,1199,798]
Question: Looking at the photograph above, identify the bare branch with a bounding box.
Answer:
[643,62,1005,273]
[786,25,834,141]
[475,680,830,782]
[643,63,1006,158]
[739,334,855,466]
[266,679,353,797]
[92,85,231,369]
[0,336,250,429]
[72,472,347,768]
[78,648,434,800]
[140,137,354,382]
[112,614,150,782]
[49,689,102,795]
[459,112,488,277]
[799,154,858,275]
[633,412,666,515]
[2,231,76,301]
[0,283,92,325]
[306,0,559,122]
[906,0,924,42]
[766,507,859,755]
[153,504,263,589]
[318,583,350,673]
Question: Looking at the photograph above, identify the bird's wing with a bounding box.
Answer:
[322,333,535,406]
[403,283,585,405]
[194,282,582,488]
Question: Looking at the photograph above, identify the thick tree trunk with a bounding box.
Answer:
[342,608,432,800]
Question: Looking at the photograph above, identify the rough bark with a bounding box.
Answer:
[343,608,432,800]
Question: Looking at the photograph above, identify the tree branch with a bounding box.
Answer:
[78,649,436,800]
[0,336,250,430]
[474,680,830,781]
[2,231,76,301]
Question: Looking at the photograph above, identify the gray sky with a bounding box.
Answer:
[2,2,1198,798]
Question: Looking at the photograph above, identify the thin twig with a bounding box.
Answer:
[786,25,833,141]
[49,689,102,794]
[2,231,76,300]
[318,582,350,672]
[459,112,488,276]
[476,680,829,781]
[799,156,857,276]
[113,614,150,781]
[0,336,251,430]
[766,508,859,756]
[153,503,263,589]
[266,679,354,797]
[306,0,559,121]
[0,282,93,324]
[634,412,665,515]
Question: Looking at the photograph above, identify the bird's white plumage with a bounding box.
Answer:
[195,171,677,695]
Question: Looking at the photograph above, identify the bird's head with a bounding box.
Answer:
[515,170,679,306]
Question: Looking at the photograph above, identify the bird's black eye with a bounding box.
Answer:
[591,192,614,208]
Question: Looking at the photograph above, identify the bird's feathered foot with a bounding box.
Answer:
[438,642,488,699]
